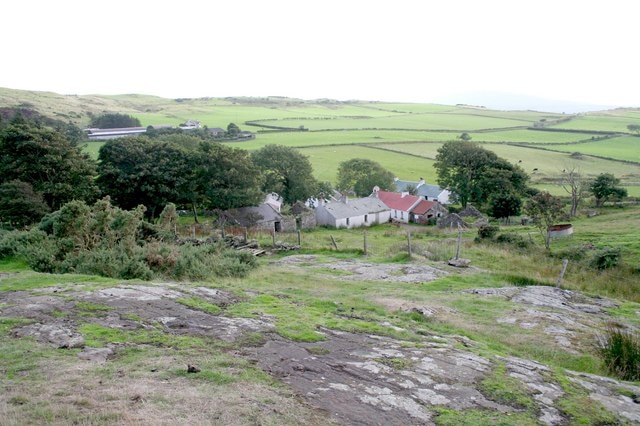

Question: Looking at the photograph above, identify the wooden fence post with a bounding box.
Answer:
[330,235,338,250]
[297,230,301,246]
[557,259,569,288]
[363,229,368,255]
[407,231,412,257]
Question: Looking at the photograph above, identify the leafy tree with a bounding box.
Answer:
[336,158,395,196]
[227,122,241,137]
[0,118,99,211]
[524,191,566,250]
[90,113,141,128]
[97,137,191,220]
[488,192,522,223]
[434,141,528,208]
[194,142,264,211]
[0,180,50,228]
[251,145,318,204]
[458,132,472,141]
[626,124,640,135]
[590,173,627,207]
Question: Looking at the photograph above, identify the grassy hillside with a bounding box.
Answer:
[2,87,639,195]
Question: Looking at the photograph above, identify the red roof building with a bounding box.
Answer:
[375,191,421,223]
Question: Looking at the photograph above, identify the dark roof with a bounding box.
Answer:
[394,180,444,199]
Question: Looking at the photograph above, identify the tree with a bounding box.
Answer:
[193,142,264,211]
[0,118,99,211]
[626,124,640,135]
[434,141,528,208]
[0,180,50,228]
[251,145,318,204]
[97,137,191,220]
[227,122,241,137]
[458,132,472,141]
[559,163,587,217]
[590,173,627,207]
[336,158,395,196]
[90,113,141,129]
[524,191,566,250]
[488,192,522,223]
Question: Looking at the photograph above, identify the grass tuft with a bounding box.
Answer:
[597,324,640,381]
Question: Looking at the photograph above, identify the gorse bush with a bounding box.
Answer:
[590,247,622,270]
[0,199,259,281]
[598,324,640,381]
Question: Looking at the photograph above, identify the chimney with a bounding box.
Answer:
[372,186,380,197]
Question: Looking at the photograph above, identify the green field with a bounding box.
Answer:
[2,87,639,196]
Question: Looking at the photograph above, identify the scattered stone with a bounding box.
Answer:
[12,322,84,348]
[78,347,113,362]
[187,364,201,373]
[448,257,470,268]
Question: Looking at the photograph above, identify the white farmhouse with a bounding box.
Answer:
[315,197,391,228]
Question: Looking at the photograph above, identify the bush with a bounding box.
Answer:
[598,325,640,381]
[0,229,48,257]
[476,224,499,241]
[590,247,621,270]
[495,233,532,249]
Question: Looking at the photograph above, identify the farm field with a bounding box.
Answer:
[544,135,640,163]
[2,87,640,195]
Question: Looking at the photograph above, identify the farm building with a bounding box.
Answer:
[410,200,449,224]
[315,197,391,229]
[374,190,422,223]
[394,178,451,204]
[85,127,148,140]
[223,203,284,233]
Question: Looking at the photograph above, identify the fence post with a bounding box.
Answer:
[243,227,248,243]
[191,225,196,239]
[557,259,569,288]
[407,231,412,257]
[297,230,301,246]
[363,229,368,255]
[455,226,462,260]
[330,235,339,250]
[272,230,276,247]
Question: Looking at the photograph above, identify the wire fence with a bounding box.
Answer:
[175,223,464,260]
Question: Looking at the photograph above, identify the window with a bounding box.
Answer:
[346,217,350,226]
[364,214,368,223]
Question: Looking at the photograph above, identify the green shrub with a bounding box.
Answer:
[0,229,48,257]
[495,232,532,249]
[598,325,640,381]
[476,224,499,241]
[590,247,621,270]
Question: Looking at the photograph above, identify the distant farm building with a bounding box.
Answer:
[394,178,451,204]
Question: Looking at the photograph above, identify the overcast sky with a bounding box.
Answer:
[2,0,638,110]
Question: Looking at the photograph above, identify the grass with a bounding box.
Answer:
[478,363,535,410]
[176,296,222,315]
[61,90,640,195]
[597,324,640,380]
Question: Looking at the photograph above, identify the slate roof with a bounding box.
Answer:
[394,180,444,199]
[227,203,282,226]
[322,197,389,220]
[376,191,421,211]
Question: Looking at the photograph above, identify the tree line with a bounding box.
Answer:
[0,114,334,227]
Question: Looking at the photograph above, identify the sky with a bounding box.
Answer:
[2,0,639,111]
